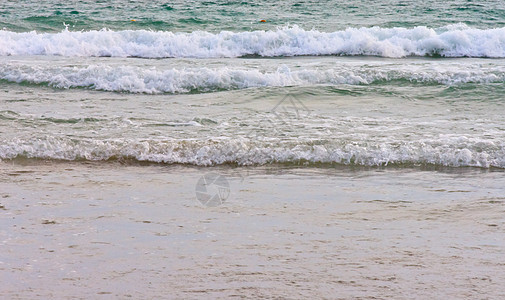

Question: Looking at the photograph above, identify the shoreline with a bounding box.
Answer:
[3,157,505,172]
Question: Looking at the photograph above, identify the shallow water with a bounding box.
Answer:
[1,58,504,168]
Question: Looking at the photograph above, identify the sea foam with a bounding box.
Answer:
[1,24,505,58]
[1,62,504,93]
[1,136,504,168]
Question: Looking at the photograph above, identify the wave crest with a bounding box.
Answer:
[2,24,505,58]
[1,136,504,168]
[1,63,504,93]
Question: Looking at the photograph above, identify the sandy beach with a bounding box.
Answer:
[1,161,504,299]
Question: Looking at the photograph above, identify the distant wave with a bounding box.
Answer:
[1,136,504,168]
[1,63,504,93]
[1,24,505,58]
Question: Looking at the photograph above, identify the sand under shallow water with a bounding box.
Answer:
[1,161,504,299]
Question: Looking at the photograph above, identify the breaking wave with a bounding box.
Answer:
[2,24,505,58]
[1,136,504,168]
[1,63,504,93]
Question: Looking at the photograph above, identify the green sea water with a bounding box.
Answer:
[1,0,505,168]
[2,0,505,32]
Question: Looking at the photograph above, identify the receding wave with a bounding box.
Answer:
[2,24,505,58]
[1,137,504,169]
[1,63,504,93]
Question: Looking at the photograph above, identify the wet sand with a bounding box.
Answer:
[1,161,504,299]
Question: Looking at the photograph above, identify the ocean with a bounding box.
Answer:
[1,0,505,298]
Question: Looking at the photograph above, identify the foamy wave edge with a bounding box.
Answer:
[1,63,504,93]
[2,24,505,58]
[1,137,504,169]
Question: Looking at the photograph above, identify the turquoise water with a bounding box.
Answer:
[3,0,505,32]
[0,0,504,168]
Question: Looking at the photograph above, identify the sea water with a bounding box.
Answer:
[1,1,505,167]
[1,0,505,298]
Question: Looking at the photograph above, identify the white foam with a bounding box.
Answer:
[1,136,504,168]
[1,24,505,58]
[1,62,504,93]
